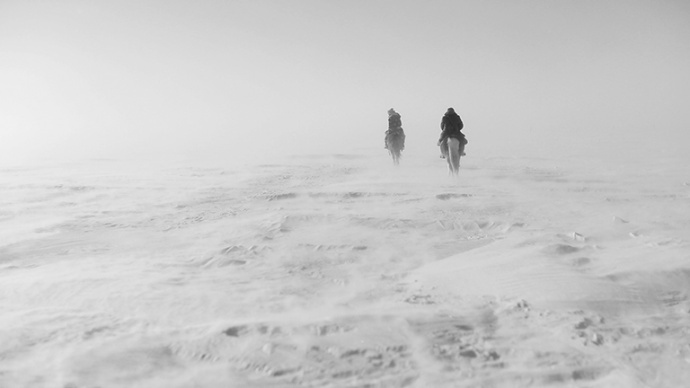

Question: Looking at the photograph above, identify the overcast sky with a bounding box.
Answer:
[1,0,689,164]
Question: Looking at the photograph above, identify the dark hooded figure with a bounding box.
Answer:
[388,108,402,129]
[438,107,467,156]
[384,108,405,150]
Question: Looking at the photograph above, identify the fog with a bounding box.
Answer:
[4,2,690,386]
[2,0,689,166]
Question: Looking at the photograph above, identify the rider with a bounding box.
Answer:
[384,108,405,150]
[437,107,467,157]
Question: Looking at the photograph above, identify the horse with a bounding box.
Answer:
[386,132,404,166]
[440,137,465,176]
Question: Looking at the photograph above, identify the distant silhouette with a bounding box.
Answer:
[384,108,405,150]
[437,108,466,175]
[437,107,466,156]
[384,108,406,166]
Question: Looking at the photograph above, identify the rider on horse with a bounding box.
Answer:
[384,108,405,150]
[438,107,467,157]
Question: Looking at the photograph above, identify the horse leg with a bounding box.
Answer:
[439,139,449,159]
[457,143,465,169]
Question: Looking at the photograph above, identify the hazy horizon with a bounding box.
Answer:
[2,0,689,165]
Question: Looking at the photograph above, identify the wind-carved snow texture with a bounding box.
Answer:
[1,153,689,387]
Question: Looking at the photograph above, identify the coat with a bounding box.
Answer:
[439,112,465,143]
[388,113,402,130]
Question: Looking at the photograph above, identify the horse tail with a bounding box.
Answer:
[447,138,461,175]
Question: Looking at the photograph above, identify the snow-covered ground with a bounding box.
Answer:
[1,151,689,387]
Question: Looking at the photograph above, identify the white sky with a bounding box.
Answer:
[1,0,689,164]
